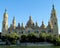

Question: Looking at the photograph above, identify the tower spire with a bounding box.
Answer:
[29,16,32,20]
[21,22,24,28]
[36,21,38,26]
[4,8,7,14]
[51,4,56,17]
[52,4,54,10]
[5,9,7,12]
[12,16,16,29]
[42,20,44,25]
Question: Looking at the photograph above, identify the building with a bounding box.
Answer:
[2,5,58,35]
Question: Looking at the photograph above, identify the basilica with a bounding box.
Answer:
[2,5,58,35]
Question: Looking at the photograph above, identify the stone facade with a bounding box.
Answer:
[2,5,58,35]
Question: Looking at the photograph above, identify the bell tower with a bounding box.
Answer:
[50,4,58,35]
[2,9,8,34]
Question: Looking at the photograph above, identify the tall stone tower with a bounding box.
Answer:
[50,5,58,35]
[2,9,8,34]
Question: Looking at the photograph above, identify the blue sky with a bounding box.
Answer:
[0,0,60,34]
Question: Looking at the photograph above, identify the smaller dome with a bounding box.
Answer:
[40,21,46,29]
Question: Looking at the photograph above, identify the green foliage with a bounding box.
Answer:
[5,32,19,44]
[39,33,47,42]
[46,34,54,43]
[1,32,60,45]
[27,33,37,42]
[20,32,60,46]
[20,34,27,42]
[7,33,19,39]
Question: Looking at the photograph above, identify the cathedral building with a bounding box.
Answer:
[2,5,58,35]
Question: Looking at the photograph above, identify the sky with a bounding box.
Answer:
[0,0,60,34]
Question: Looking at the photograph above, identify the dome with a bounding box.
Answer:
[40,21,46,29]
[26,16,34,27]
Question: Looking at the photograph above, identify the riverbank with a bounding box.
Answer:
[0,45,60,48]
[19,42,53,46]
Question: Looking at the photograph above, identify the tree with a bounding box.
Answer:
[5,32,19,44]
[39,33,47,42]
[20,34,27,42]
[46,34,53,43]
[27,33,37,42]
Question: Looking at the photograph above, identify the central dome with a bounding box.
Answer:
[26,16,34,27]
